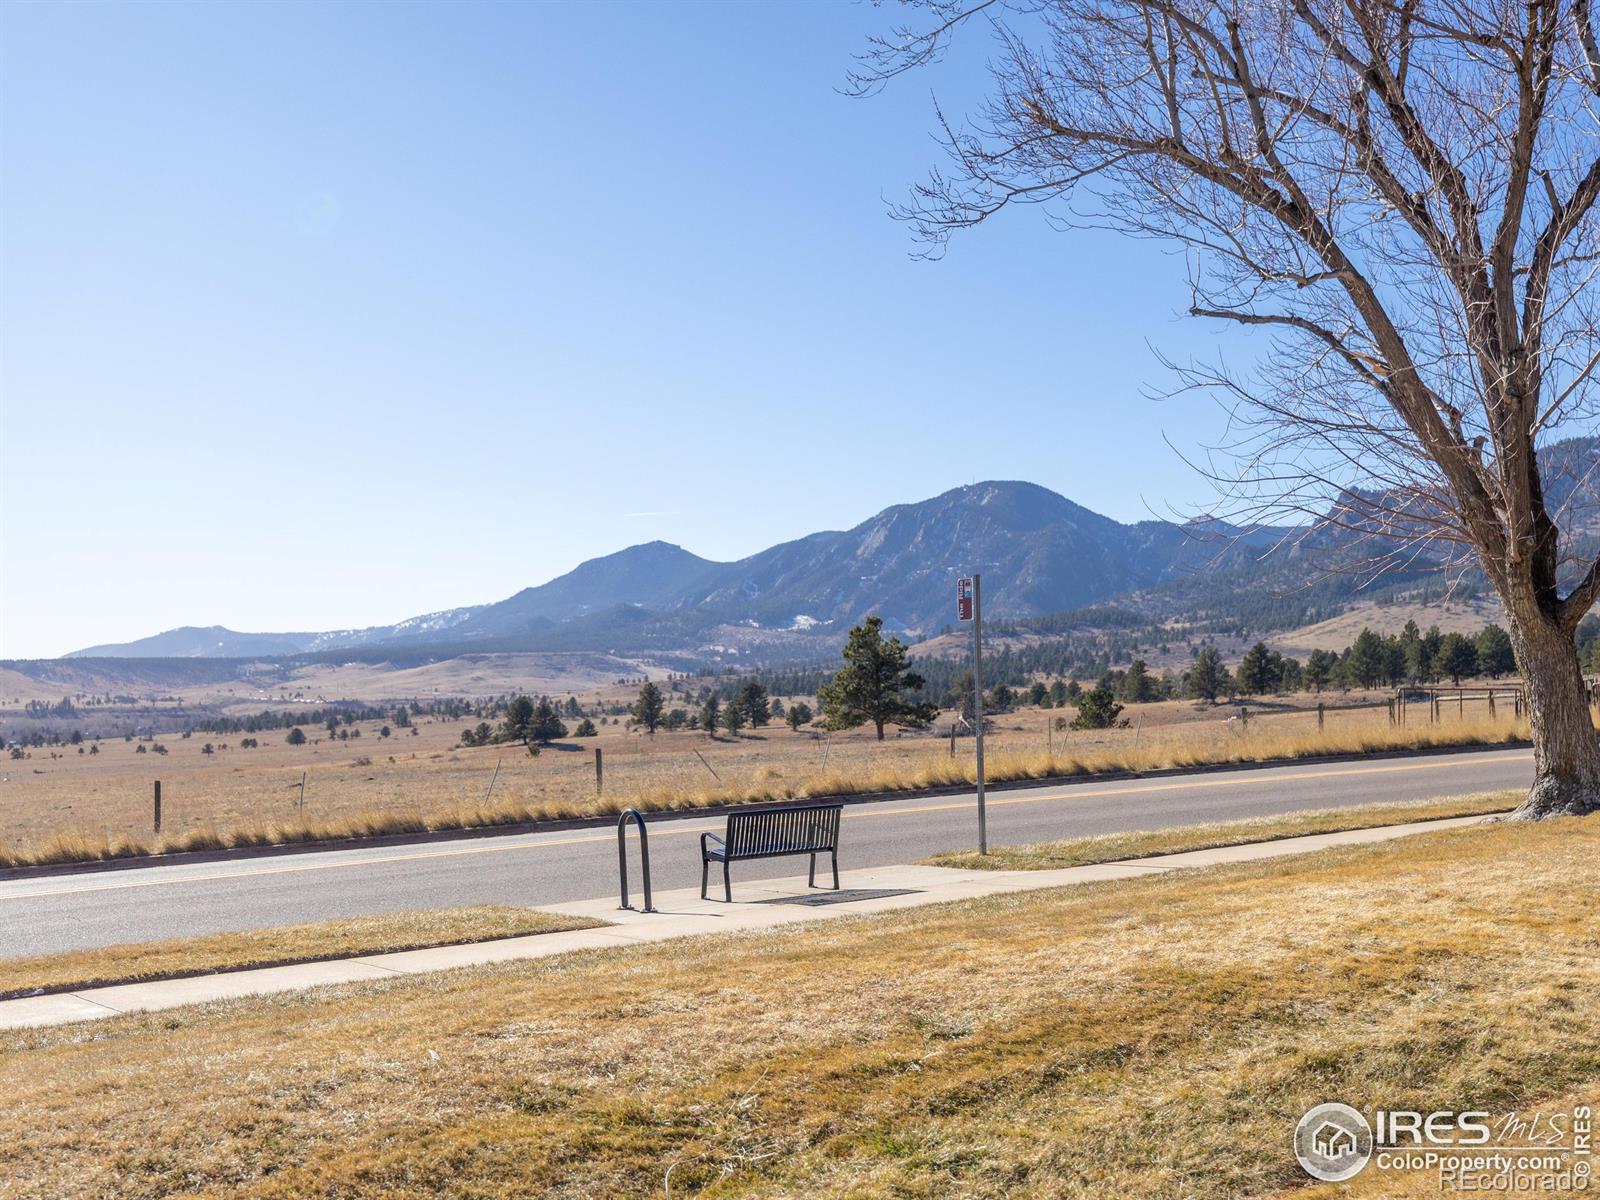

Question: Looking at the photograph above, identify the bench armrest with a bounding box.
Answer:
[702,830,725,846]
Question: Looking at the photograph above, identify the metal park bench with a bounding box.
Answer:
[700,802,843,902]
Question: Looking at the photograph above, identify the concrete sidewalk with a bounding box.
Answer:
[0,814,1488,1031]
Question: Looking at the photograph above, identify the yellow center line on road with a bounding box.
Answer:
[1,749,1530,900]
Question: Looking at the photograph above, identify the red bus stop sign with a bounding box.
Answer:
[957,577,973,622]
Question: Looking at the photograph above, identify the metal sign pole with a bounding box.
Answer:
[973,573,987,855]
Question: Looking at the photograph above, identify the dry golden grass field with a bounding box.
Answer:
[0,690,1531,866]
[0,907,606,1001]
[0,691,1529,863]
[1,812,1595,1197]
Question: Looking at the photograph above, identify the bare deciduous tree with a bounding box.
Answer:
[855,0,1600,817]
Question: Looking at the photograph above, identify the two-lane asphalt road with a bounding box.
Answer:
[0,747,1532,960]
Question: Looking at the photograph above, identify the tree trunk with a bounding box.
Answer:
[874,719,885,741]
[1504,598,1600,819]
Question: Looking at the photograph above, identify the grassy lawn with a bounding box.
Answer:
[923,790,1519,870]
[0,907,606,1000]
[2,814,1596,1198]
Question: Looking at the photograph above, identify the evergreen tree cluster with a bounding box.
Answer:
[1302,621,1518,691]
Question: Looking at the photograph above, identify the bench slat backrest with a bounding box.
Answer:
[726,803,841,857]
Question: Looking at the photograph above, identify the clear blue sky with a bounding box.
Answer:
[0,0,1243,659]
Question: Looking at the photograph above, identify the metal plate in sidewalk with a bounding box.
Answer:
[755,888,921,907]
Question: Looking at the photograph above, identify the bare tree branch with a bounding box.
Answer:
[859,0,1600,813]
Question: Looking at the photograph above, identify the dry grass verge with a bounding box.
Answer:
[2,813,1597,1197]
[0,717,1531,870]
[0,906,605,1001]
[924,789,1520,870]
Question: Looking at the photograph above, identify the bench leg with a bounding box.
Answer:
[831,847,839,890]
[701,857,709,901]
[808,851,816,888]
[723,860,732,903]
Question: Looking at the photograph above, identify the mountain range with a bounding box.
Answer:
[63,482,1265,660]
[60,441,1600,663]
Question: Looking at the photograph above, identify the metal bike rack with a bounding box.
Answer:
[617,808,656,912]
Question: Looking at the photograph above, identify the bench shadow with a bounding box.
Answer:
[753,888,921,907]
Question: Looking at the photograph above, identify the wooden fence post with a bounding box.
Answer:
[153,780,161,835]
[595,747,603,796]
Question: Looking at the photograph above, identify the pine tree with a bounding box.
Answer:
[699,694,721,735]
[631,682,665,735]
[1187,646,1224,701]
[1304,649,1337,694]
[1348,629,1388,689]
[1119,659,1161,702]
[1475,624,1515,677]
[1236,643,1280,695]
[817,617,938,740]
[502,695,536,744]
[1398,619,1425,682]
[735,681,771,728]
[948,667,978,725]
[1435,633,1479,684]
[1420,625,1445,682]
[1069,686,1124,730]
[1382,636,1409,686]
[1578,616,1600,672]
[530,698,567,745]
